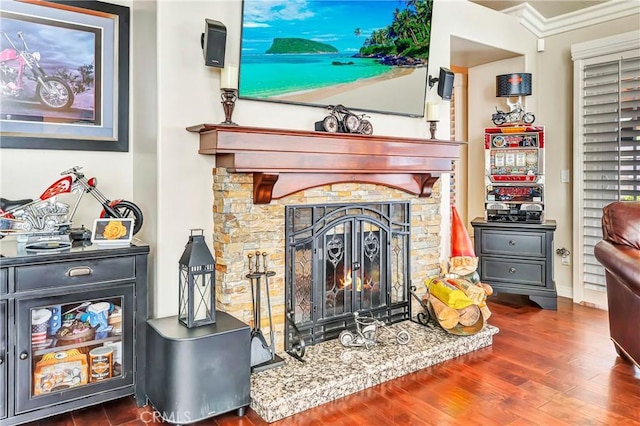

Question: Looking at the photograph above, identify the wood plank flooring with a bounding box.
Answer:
[28,296,640,425]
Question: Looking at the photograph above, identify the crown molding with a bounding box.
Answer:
[501,1,640,38]
[571,30,640,60]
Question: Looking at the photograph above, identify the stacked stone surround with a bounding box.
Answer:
[212,167,443,352]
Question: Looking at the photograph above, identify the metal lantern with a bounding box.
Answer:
[178,229,216,328]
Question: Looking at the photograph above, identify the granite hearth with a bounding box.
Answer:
[250,320,499,423]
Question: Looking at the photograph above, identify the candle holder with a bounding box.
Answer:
[428,120,439,139]
[220,88,238,126]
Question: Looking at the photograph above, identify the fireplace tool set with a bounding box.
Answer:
[247,251,285,372]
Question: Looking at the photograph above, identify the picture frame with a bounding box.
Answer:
[0,0,130,151]
[91,218,134,246]
[239,0,433,117]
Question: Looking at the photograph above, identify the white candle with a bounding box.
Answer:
[426,102,439,121]
[220,65,238,89]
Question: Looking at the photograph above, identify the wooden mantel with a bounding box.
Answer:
[187,124,464,204]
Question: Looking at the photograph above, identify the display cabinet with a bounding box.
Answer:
[0,241,149,426]
[1,299,6,421]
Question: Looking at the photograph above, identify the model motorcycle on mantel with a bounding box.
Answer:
[0,167,143,239]
[0,31,74,110]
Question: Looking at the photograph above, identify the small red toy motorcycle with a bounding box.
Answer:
[0,166,143,238]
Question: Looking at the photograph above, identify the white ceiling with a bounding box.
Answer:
[451,1,615,68]
[450,37,521,69]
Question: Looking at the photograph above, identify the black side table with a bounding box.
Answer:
[146,311,251,424]
[471,218,557,310]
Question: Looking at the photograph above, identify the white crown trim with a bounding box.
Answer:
[571,30,640,60]
[502,1,640,38]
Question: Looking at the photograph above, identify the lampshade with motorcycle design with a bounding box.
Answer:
[496,73,532,97]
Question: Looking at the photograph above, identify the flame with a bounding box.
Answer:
[339,270,363,291]
[339,271,352,289]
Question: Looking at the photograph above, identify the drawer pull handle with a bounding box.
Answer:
[19,352,28,360]
[66,267,93,277]
[509,240,516,246]
[509,267,517,274]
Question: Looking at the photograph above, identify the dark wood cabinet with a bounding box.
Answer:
[1,300,6,421]
[471,219,557,310]
[0,241,149,426]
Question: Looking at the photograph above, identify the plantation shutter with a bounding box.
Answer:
[575,45,640,296]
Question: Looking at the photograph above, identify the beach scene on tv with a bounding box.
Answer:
[239,0,433,117]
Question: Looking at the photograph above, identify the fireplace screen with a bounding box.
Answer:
[285,202,411,350]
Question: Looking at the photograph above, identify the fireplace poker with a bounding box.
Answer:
[261,252,277,361]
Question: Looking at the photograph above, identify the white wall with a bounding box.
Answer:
[0,0,537,317]
[4,0,634,315]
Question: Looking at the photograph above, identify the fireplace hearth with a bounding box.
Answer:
[285,202,411,352]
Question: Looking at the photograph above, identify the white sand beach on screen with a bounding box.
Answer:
[272,67,426,114]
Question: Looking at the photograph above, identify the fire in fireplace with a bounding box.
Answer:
[284,202,411,352]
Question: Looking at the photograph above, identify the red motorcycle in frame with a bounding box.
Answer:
[0,167,143,239]
[0,31,74,110]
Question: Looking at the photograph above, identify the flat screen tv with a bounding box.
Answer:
[239,0,434,117]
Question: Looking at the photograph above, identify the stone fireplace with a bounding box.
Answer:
[187,124,463,353]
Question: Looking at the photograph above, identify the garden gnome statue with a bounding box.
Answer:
[449,206,479,278]
[445,206,493,320]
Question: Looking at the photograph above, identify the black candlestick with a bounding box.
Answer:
[220,88,238,126]
[428,120,438,139]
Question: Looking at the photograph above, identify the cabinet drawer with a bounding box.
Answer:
[480,257,545,287]
[0,268,6,295]
[480,230,546,257]
[16,257,135,291]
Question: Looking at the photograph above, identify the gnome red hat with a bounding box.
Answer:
[451,206,475,257]
[450,206,478,276]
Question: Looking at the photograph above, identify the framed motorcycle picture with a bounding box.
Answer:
[0,0,130,152]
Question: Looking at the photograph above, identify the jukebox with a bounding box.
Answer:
[484,126,545,223]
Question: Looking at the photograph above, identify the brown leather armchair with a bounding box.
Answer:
[594,201,640,367]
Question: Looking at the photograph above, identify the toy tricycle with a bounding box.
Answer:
[339,312,411,349]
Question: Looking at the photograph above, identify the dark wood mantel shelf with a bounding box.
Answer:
[187,124,464,204]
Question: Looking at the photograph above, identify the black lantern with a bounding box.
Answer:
[178,229,216,328]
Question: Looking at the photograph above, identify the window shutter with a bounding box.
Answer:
[580,56,640,292]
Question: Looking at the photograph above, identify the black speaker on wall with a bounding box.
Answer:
[201,19,226,68]
[428,67,454,100]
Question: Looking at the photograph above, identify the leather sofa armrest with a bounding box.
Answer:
[594,240,640,295]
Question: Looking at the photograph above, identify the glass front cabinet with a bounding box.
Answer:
[0,242,149,425]
[15,287,134,414]
[1,300,7,421]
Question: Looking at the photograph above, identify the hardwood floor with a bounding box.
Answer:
[28,296,640,426]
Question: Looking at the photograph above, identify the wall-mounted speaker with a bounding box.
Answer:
[436,67,454,100]
[428,67,454,101]
[201,19,226,68]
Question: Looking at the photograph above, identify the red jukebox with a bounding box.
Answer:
[484,126,545,222]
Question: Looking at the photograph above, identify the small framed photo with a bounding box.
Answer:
[91,218,134,246]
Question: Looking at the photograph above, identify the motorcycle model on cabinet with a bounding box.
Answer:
[0,166,143,239]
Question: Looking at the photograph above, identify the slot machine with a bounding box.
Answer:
[484,126,545,222]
